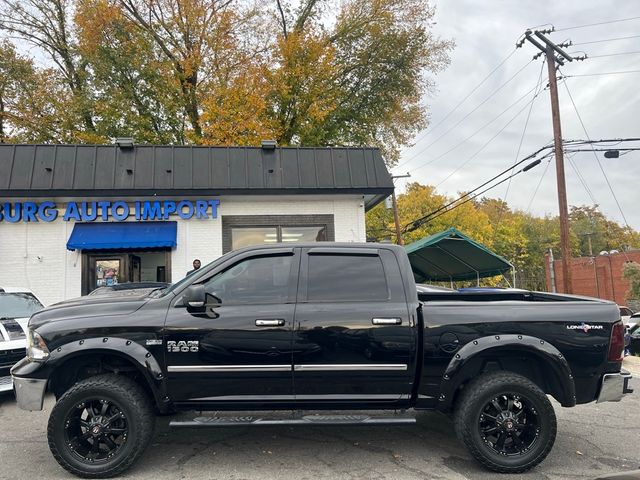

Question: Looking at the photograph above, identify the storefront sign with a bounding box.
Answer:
[0,199,220,223]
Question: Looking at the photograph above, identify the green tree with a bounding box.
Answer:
[569,205,640,256]
[366,182,640,291]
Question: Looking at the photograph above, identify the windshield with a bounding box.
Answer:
[0,292,44,318]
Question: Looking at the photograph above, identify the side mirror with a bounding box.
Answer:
[183,284,206,308]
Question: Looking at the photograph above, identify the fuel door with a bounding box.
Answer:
[438,332,460,353]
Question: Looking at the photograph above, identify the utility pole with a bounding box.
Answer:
[390,173,411,245]
[518,29,583,294]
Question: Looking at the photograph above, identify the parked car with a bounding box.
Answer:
[628,312,640,330]
[628,323,640,355]
[0,287,44,393]
[12,243,632,478]
[620,306,634,327]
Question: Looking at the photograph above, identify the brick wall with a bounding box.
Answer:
[0,195,366,305]
[545,250,640,306]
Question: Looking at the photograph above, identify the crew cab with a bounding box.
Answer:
[11,243,632,478]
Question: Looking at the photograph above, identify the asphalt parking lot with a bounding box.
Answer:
[1,358,639,480]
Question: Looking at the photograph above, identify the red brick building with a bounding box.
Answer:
[545,250,640,306]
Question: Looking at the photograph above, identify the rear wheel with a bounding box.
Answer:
[454,371,556,473]
[48,374,155,478]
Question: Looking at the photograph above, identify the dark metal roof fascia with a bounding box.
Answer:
[0,145,394,203]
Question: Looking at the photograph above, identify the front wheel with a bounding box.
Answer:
[453,371,557,473]
[47,374,155,478]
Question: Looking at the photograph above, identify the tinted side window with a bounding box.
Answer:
[204,254,293,305]
[307,254,388,302]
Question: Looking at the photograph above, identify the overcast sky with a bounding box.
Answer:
[392,1,640,229]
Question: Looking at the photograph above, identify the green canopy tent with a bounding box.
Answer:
[405,227,514,286]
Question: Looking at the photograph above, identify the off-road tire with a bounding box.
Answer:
[453,370,557,473]
[47,374,155,478]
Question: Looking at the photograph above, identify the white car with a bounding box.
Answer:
[628,311,640,331]
[619,306,634,327]
[0,287,45,393]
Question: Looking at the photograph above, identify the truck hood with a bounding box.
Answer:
[28,294,150,330]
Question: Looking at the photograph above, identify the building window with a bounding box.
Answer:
[223,215,334,253]
[231,227,279,250]
[231,225,327,250]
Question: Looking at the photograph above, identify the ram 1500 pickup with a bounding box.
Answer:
[12,243,632,478]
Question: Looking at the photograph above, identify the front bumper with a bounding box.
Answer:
[0,375,13,393]
[12,376,47,411]
[597,369,633,403]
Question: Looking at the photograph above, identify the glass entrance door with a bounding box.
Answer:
[82,250,172,295]
[91,255,127,291]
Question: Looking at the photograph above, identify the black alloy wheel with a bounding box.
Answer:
[48,374,155,478]
[454,371,557,473]
[63,398,129,464]
[478,393,540,456]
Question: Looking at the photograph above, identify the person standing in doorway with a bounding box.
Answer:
[187,259,201,276]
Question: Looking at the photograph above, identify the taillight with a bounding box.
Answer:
[607,321,624,362]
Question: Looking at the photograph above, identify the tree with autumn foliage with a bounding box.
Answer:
[366,182,640,290]
[0,0,452,164]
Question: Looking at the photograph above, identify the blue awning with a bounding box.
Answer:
[66,221,177,251]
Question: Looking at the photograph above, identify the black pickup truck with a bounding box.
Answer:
[12,243,632,478]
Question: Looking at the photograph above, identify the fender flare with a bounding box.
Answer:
[438,334,576,410]
[43,337,169,411]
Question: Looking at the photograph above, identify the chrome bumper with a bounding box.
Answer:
[12,376,47,411]
[597,369,633,403]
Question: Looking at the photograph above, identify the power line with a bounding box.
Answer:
[493,59,546,233]
[587,50,640,59]
[412,159,544,228]
[561,75,632,229]
[403,145,553,231]
[395,58,534,171]
[564,70,640,77]
[563,137,640,145]
[526,157,552,212]
[407,49,518,146]
[406,81,542,174]
[566,153,598,205]
[433,89,544,186]
[573,34,640,46]
[554,16,640,32]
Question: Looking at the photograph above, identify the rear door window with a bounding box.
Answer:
[306,253,388,302]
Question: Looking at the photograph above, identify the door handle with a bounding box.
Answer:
[255,319,285,327]
[372,317,402,325]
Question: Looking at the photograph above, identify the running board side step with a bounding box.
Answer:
[170,414,416,428]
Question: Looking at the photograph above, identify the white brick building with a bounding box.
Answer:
[0,144,392,305]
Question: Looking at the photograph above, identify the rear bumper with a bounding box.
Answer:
[12,376,47,411]
[597,369,633,403]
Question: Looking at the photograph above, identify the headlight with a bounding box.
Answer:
[27,329,49,362]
